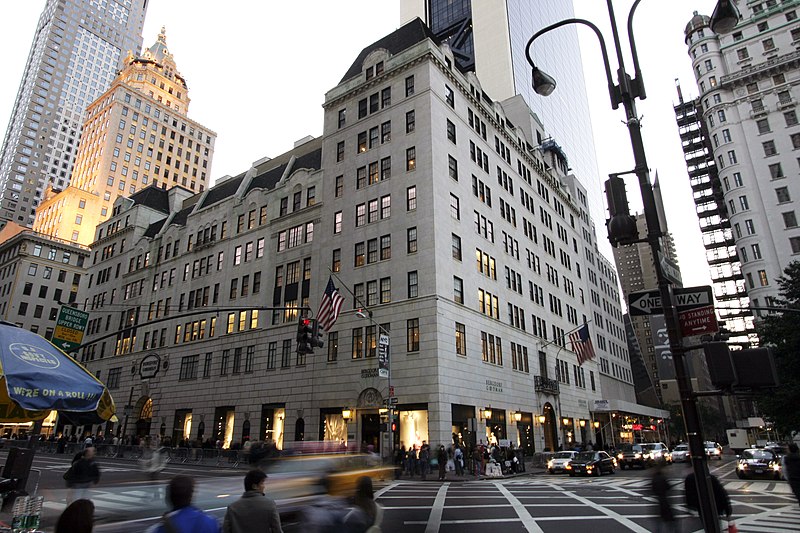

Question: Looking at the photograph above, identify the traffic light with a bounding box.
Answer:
[311,319,325,351]
[296,317,314,354]
[391,417,397,433]
[605,175,639,247]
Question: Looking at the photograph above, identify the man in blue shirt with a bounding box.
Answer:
[147,475,220,533]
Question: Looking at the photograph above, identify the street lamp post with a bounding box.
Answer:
[525,1,739,531]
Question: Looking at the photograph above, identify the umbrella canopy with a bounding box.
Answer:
[0,322,116,423]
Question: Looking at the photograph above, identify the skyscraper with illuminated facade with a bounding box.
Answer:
[33,28,216,246]
[0,0,148,228]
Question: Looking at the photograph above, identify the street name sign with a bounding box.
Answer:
[628,285,714,316]
[51,306,89,352]
[383,397,399,405]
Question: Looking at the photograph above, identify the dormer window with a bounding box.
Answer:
[366,66,374,80]
[375,61,384,75]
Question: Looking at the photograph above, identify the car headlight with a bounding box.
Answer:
[547,460,554,468]
[617,453,623,460]
[772,463,781,472]
[634,453,641,458]
[737,463,746,470]
[565,464,572,470]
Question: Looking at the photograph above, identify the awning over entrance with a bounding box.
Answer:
[591,399,670,420]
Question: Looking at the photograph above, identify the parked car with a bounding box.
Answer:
[736,448,782,479]
[617,443,649,469]
[567,451,616,477]
[547,451,577,474]
[642,443,672,464]
[705,441,723,460]
[671,444,690,463]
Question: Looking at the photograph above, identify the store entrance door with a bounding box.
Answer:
[361,413,381,453]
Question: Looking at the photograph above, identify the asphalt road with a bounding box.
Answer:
[1,451,797,532]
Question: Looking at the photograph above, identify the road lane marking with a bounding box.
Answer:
[542,481,650,533]
[424,483,448,533]
[495,482,545,533]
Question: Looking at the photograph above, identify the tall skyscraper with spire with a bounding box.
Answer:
[0,0,148,228]
[33,27,216,246]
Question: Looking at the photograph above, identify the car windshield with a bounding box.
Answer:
[554,452,574,459]
[620,444,643,452]
[575,452,597,461]
[642,444,661,451]
[674,445,688,451]
[704,442,718,448]
[743,450,774,460]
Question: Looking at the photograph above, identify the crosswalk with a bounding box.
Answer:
[504,476,796,495]
[731,505,800,532]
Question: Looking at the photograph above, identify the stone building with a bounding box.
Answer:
[78,20,665,451]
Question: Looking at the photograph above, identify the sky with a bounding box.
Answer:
[0,0,723,293]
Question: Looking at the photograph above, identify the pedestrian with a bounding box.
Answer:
[454,445,464,477]
[419,442,430,481]
[65,447,101,504]
[407,446,417,477]
[223,469,283,533]
[684,471,732,525]
[782,442,800,507]
[437,445,447,480]
[651,461,676,532]
[55,498,94,533]
[342,475,382,533]
[146,475,220,533]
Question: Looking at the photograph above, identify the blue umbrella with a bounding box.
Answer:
[0,322,116,423]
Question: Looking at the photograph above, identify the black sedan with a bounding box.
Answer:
[736,448,782,480]
[567,451,616,477]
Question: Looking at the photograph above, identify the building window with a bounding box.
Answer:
[406,110,415,133]
[352,328,363,359]
[763,140,777,156]
[454,276,464,304]
[406,147,416,171]
[338,108,346,128]
[783,211,797,228]
[334,211,342,234]
[448,155,458,181]
[452,234,462,260]
[756,118,771,134]
[791,236,800,253]
[446,120,456,143]
[450,194,460,219]
[179,355,199,380]
[445,85,454,107]
[408,271,418,298]
[769,163,784,179]
[405,75,415,97]
[792,134,800,150]
[739,196,750,210]
[737,48,750,61]
[745,219,755,234]
[759,270,769,286]
[785,111,799,127]
[727,150,737,165]
[763,38,776,52]
[407,186,416,211]
[407,319,420,352]
[407,227,417,253]
[336,141,345,162]
[455,322,466,356]
[777,187,791,203]
[327,332,338,362]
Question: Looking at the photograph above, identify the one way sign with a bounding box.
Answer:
[628,285,714,316]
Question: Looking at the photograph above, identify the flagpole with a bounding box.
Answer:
[537,320,593,351]
[325,269,394,462]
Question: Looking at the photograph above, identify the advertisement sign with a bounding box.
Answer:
[378,334,389,378]
[650,315,676,380]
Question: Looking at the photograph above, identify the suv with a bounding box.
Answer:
[617,443,649,469]
[642,442,672,464]
[704,441,723,460]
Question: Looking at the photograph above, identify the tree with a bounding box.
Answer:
[753,261,800,435]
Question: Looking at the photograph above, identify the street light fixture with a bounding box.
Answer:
[593,421,600,429]
[482,407,493,420]
[513,411,523,423]
[525,2,735,531]
[342,408,353,422]
[537,415,546,425]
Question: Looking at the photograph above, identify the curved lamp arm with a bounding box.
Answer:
[525,18,618,109]
[626,0,647,100]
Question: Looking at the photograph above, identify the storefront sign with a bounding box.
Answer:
[485,379,503,393]
[632,423,643,431]
[139,353,161,380]
[593,399,611,412]
[361,368,379,379]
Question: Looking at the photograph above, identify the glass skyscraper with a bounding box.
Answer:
[401,0,603,219]
[0,0,148,227]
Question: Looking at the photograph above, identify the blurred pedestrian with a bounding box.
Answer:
[782,442,800,507]
[419,442,430,481]
[454,445,464,477]
[684,471,731,522]
[343,476,382,533]
[651,461,676,532]
[65,447,101,504]
[56,498,94,533]
[223,469,283,533]
[146,475,220,533]
[437,445,447,480]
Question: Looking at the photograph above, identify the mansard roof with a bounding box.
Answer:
[340,18,439,83]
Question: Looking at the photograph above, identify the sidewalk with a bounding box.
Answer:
[394,458,547,482]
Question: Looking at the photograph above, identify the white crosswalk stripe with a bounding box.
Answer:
[730,505,800,532]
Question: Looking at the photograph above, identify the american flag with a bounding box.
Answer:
[317,276,344,332]
[569,323,596,366]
